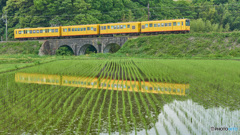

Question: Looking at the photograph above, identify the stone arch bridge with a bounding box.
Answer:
[39,37,129,55]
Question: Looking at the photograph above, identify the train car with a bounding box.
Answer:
[141,19,190,34]
[61,24,100,37]
[62,76,99,89]
[14,27,61,39]
[99,78,140,92]
[15,73,61,85]
[141,81,189,96]
[100,22,141,35]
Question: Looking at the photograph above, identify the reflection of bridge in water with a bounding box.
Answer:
[15,73,189,96]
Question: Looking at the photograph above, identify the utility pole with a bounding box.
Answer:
[147,1,150,21]
[2,12,7,41]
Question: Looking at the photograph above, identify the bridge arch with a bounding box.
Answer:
[56,45,74,56]
[79,44,97,55]
[103,43,121,53]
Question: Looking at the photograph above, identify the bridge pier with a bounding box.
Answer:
[39,37,128,56]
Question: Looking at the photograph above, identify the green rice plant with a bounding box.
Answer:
[75,60,112,134]
[125,61,148,134]
[129,60,159,134]
[122,61,137,135]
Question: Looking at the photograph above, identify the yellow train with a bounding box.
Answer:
[14,19,190,39]
[15,73,189,96]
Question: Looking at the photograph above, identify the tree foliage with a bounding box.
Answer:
[0,0,239,40]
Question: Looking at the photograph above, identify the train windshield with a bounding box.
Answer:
[186,20,190,26]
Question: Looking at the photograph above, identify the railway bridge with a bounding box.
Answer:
[38,37,129,56]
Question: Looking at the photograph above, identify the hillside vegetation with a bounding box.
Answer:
[0,0,240,40]
[115,32,240,58]
[0,41,42,55]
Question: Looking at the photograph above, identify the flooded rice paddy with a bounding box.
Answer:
[0,59,239,134]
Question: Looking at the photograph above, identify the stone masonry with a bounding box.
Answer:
[38,37,129,56]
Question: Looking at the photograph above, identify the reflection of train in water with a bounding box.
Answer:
[15,73,189,96]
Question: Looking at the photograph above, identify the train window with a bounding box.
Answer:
[101,26,103,30]
[107,26,110,29]
[104,26,107,30]
[78,28,80,31]
[75,28,77,31]
[120,25,123,29]
[16,31,17,34]
[94,28,96,31]
[72,28,74,31]
[145,86,148,90]
[45,29,49,33]
[154,24,157,27]
[127,25,130,28]
[161,23,164,27]
[154,87,157,91]
[150,87,153,90]
[169,88,171,92]
[150,23,153,27]
[40,30,43,33]
[33,30,36,33]
[132,26,135,29]
[177,22,180,26]
[65,29,68,32]
[165,23,168,26]
[145,24,148,28]
[52,29,54,33]
[169,23,171,26]
[111,26,114,29]
[91,27,93,30]
[88,82,90,85]
[114,26,116,29]
[84,28,86,31]
[80,28,82,31]
[142,25,145,29]
[37,30,39,33]
[165,88,168,91]
[63,29,65,32]
[87,27,90,30]
[158,23,161,27]
[186,20,190,26]
[114,84,117,88]
[18,31,21,34]
[123,25,126,28]
[177,88,180,92]
[68,28,71,32]
[173,22,176,26]
[182,22,183,26]
[117,25,119,29]
[173,89,176,92]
